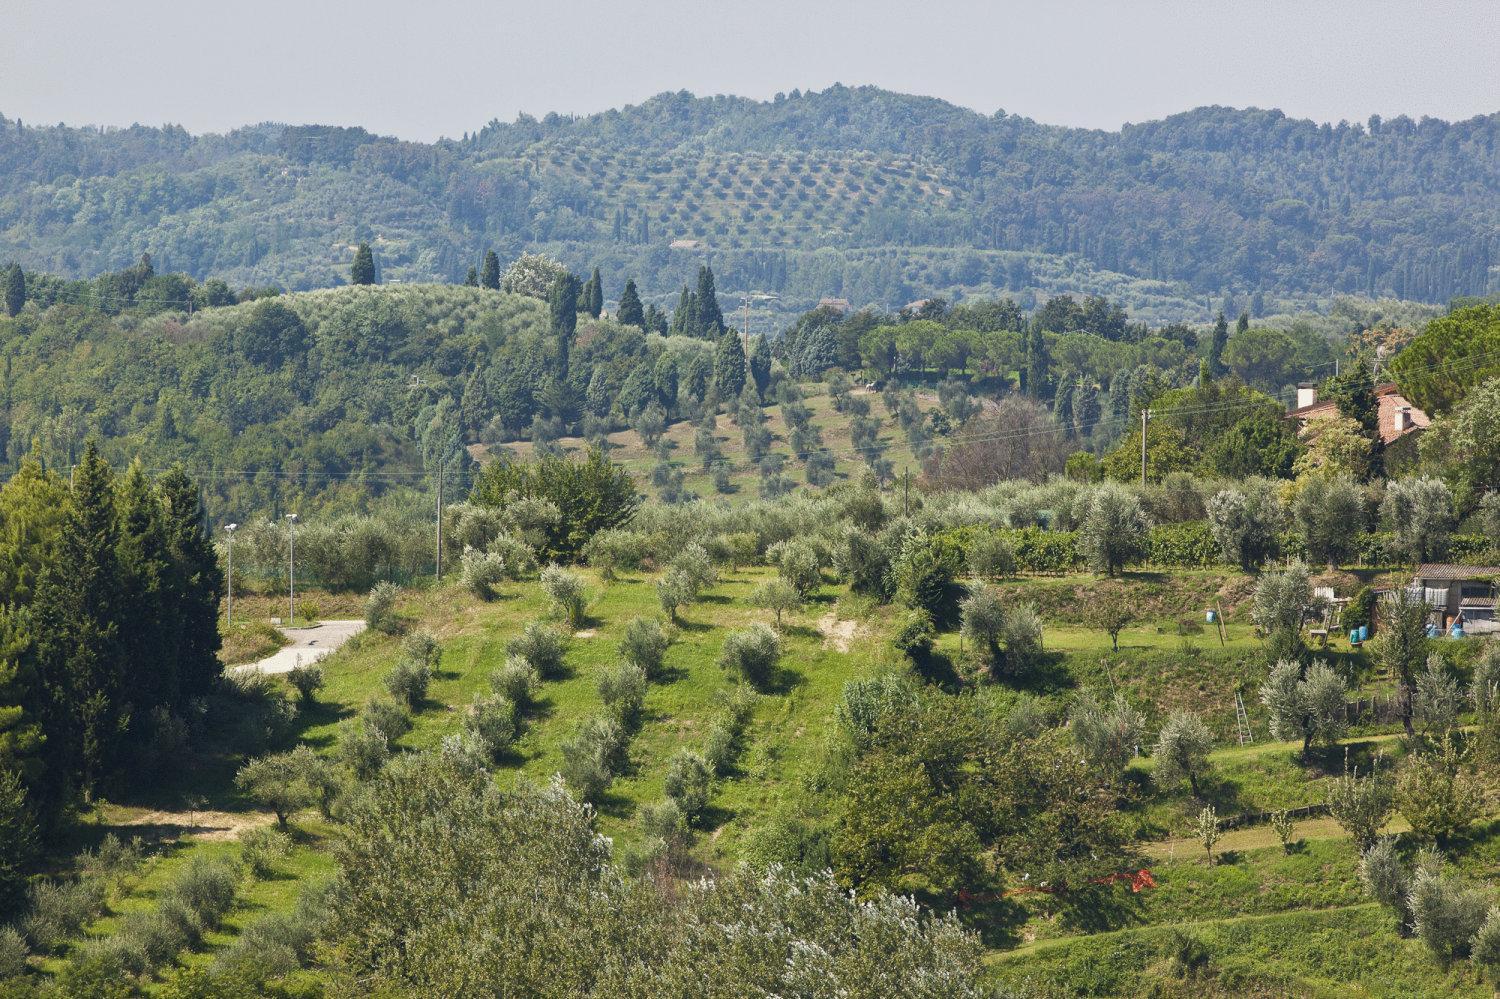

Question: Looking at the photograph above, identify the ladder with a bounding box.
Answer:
[1234,691,1253,746]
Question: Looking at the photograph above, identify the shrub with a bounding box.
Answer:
[1471,908,1500,976]
[462,549,508,600]
[598,663,648,729]
[365,581,401,633]
[384,657,430,709]
[490,656,539,707]
[1411,862,1490,962]
[889,608,935,662]
[1069,692,1144,777]
[24,877,105,953]
[894,533,960,623]
[619,617,670,678]
[664,751,713,820]
[1396,737,1484,845]
[236,751,319,828]
[0,926,26,980]
[507,621,570,677]
[968,532,1016,579]
[401,630,440,669]
[487,533,537,578]
[749,578,802,627]
[464,695,518,761]
[1271,810,1296,852]
[241,826,292,879]
[768,538,822,596]
[338,722,390,782]
[219,881,332,981]
[163,856,239,931]
[1359,837,1412,931]
[541,566,590,626]
[560,714,626,803]
[286,662,325,704]
[718,623,781,688]
[639,798,691,853]
[1327,759,1394,851]
[360,696,412,744]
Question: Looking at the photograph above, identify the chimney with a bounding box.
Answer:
[1396,406,1411,432]
[1296,383,1318,409]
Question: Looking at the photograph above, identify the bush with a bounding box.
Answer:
[0,926,26,980]
[584,529,649,580]
[365,581,401,633]
[384,657,430,710]
[487,533,537,578]
[1359,837,1412,930]
[639,798,691,853]
[598,663,648,729]
[619,617,670,678]
[894,533,960,623]
[664,751,713,820]
[718,623,781,688]
[400,630,440,670]
[890,608,935,662]
[338,722,390,782]
[967,532,1016,579]
[24,877,104,953]
[1152,711,1213,795]
[490,656,539,707]
[1070,692,1145,777]
[163,856,239,931]
[507,621,570,677]
[218,881,332,981]
[360,696,411,744]
[462,550,508,600]
[1411,863,1490,962]
[1327,761,1394,851]
[768,538,822,596]
[560,714,627,804]
[286,662,325,704]
[464,695,518,761]
[241,826,293,879]
[1471,908,1500,976]
[541,566,589,626]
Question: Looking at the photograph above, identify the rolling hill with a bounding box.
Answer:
[1,87,1496,324]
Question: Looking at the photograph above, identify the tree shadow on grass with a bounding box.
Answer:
[783,624,821,643]
[960,897,1029,949]
[914,650,963,692]
[1004,650,1076,696]
[291,700,354,748]
[1054,883,1147,933]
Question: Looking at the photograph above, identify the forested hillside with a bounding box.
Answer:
[1,87,1495,323]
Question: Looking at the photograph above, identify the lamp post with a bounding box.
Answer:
[285,513,299,625]
[223,523,238,627]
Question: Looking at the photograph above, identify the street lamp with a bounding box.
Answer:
[285,514,299,625]
[223,523,238,627]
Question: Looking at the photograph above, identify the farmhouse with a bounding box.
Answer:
[1411,563,1500,633]
[1287,382,1429,445]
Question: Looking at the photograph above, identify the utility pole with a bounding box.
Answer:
[1140,409,1150,487]
[285,513,298,625]
[223,523,238,627]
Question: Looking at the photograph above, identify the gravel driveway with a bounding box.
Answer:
[229,619,367,675]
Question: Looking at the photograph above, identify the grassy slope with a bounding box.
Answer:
[63,563,1499,996]
[503,384,935,502]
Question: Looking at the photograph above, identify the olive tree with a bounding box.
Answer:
[718,624,781,689]
[1410,862,1491,963]
[1151,711,1213,796]
[1206,481,1284,570]
[1252,560,1317,662]
[1327,760,1393,851]
[1069,691,1144,777]
[1259,659,1348,756]
[1074,483,1150,576]
[235,752,319,828]
[750,578,803,628]
[1376,587,1431,738]
[1383,476,1455,563]
[619,617,671,678]
[1291,474,1364,569]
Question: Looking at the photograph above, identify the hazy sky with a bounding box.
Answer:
[2,0,1495,140]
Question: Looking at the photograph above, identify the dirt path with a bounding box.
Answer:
[105,807,276,842]
[816,612,858,652]
[230,619,366,675]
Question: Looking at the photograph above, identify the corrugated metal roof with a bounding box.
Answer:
[1416,564,1500,580]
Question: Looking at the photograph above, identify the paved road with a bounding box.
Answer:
[230,619,367,675]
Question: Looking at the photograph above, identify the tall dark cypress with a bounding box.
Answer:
[115,461,171,728]
[749,335,772,398]
[1208,311,1229,377]
[695,265,724,336]
[617,279,645,329]
[587,268,604,318]
[548,273,581,380]
[480,250,501,290]
[713,329,747,400]
[33,441,123,801]
[3,264,23,318]
[671,286,692,335]
[350,243,377,286]
[157,467,222,706]
[1024,324,1050,398]
[464,266,479,287]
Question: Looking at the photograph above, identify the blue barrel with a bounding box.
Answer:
[1206,610,1217,623]
[1452,623,1465,639]
[1426,624,1440,638]
[1358,625,1369,642]
[1349,629,1360,645]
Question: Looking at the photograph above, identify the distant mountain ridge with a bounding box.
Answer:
[0,86,1496,322]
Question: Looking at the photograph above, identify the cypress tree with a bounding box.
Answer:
[587,267,604,318]
[116,461,172,727]
[3,264,23,318]
[1052,376,1074,435]
[465,266,479,287]
[713,330,747,401]
[33,440,123,801]
[1072,375,1100,438]
[480,250,501,290]
[617,279,645,329]
[1024,324,1050,398]
[0,605,43,787]
[695,265,724,336]
[749,335,772,398]
[548,273,581,380]
[1208,311,1228,377]
[0,765,36,916]
[157,466,221,706]
[1236,311,1250,336]
[351,243,377,286]
[671,286,692,335]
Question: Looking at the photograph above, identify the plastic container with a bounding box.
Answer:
[1349,629,1360,645]
[1358,625,1369,642]
[1206,610,1217,623]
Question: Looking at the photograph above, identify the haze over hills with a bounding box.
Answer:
[1,85,1496,323]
